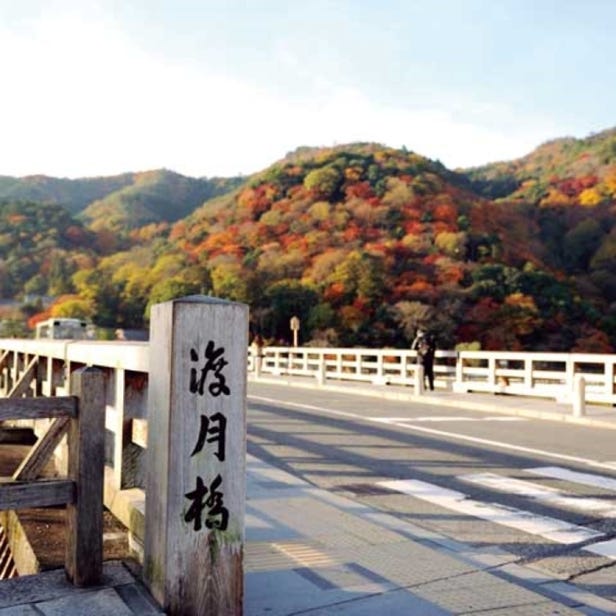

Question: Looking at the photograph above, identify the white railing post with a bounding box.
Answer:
[414,364,425,395]
[111,367,127,490]
[605,360,615,398]
[524,357,533,389]
[272,349,281,375]
[316,353,326,385]
[454,353,464,391]
[573,374,586,417]
[488,356,496,387]
[144,296,248,615]
[373,352,387,385]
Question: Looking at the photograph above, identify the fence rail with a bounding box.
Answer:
[252,346,616,407]
[0,366,105,586]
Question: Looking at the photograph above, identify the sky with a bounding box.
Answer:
[0,0,615,179]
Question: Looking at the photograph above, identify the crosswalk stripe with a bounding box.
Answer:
[586,539,616,559]
[459,472,616,517]
[378,478,603,545]
[525,466,616,492]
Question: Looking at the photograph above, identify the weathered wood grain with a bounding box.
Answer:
[12,417,70,481]
[7,356,38,398]
[144,296,248,615]
[0,479,74,509]
[0,397,77,421]
[65,367,105,587]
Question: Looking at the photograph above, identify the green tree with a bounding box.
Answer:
[261,280,319,342]
[146,277,202,317]
[303,165,342,200]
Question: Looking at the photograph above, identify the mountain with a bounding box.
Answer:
[78,170,243,233]
[0,170,244,233]
[464,127,616,204]
[462,128,616,318]
[161,142,602,350]
[3,131,616,353]
[0,173,136,215]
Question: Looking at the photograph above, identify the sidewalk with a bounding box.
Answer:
[244,375,616,615]
[245,455,616,615]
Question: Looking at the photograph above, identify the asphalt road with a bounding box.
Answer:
[247,381,616,602]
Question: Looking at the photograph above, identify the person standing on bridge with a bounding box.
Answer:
[412,330,436,391]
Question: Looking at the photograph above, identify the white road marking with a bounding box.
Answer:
[378,478,603,545]
[370,416,526,423]
[459,472,616,517]
[526,466,616,492]
[248,395,616,472]
[251,395,616,559]
[585,539,616,559]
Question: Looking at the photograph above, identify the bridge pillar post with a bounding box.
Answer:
[573,374,586,417]
[316,354,327,386]
[414,364,425,395]
[144,296,248,616]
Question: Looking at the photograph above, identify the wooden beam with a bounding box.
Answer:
[0,479,74,510]
[66,367,105,587]
[7,357,38,398]
[132,418,148,448]
[0,396,77,421]
[144,296,248,615]
[12,417,70,481]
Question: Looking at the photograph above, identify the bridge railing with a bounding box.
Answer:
[250,346,616,406]
[1,339,615,564]
[254,346,457,386]
[0,367,105,586]
[0,338,149,558]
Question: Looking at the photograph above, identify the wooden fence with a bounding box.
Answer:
[0,367,104,586]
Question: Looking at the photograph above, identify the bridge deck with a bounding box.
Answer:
[250,373,616,430]
[0,561,163,614]
[0,440,162,614]
[1,378,615,615]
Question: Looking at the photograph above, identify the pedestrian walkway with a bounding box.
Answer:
[245,453,616,615]
[244,374,616,615]
[0,561,163,615]
[249,373,616,431]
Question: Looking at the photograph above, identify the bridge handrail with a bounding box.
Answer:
[252,346,616,405]
[1,338,615,563]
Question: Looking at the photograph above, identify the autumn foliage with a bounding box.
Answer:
[1,130,616,351]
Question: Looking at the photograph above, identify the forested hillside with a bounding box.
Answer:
[0,173,136,215]
[1,130,616,352]
[0,170,242,224]
[79,170,243,233]
[0,200,96,299]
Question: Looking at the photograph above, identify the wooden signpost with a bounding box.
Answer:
[144,296,248,615]
[290,315,300,347]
